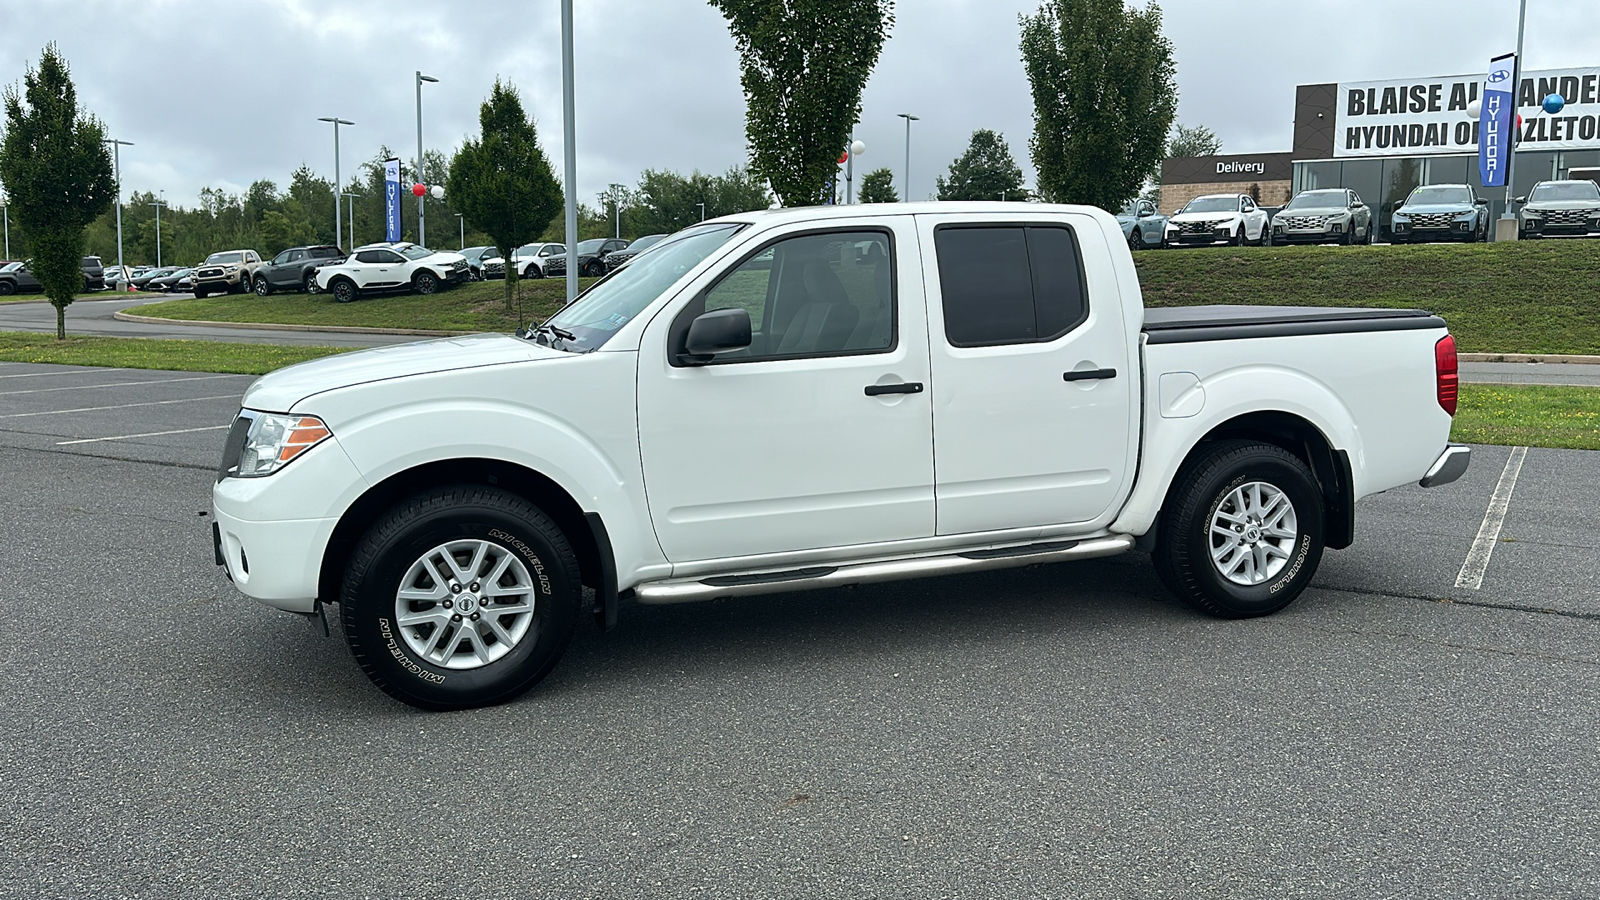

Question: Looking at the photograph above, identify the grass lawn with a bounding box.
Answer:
[1134,240,1600,356]
[1451,384,1600,451]
[0,333,349,375]
[128,278,598,333]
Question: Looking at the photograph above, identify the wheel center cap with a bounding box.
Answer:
[1243,526,1262,542]
[456,595,478,614]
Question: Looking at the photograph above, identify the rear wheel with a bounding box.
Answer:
[340,486,583,710]
[304,273,320,294]
[331,278,357,303]
[1154,440,1326,619]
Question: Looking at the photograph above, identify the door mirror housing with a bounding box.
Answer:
[679,307,752,365]
[1514,196,1528,204]
[1351,199,1366,208]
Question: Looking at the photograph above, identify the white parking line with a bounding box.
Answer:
[1455,446,1528,590]
[0,394,239,420]
[0,374,246,396]
[56,424,232,445]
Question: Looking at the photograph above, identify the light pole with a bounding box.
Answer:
[606,183,624,238]
[455,213,465,250]
[1502,0,1529,225]
[897,113,919,202]
[697,202,706,221]
[341,192,357,248]
[560,0,578,301]
[148,193,166,267]
[317,117,353,251]
[416,72,439,247]
[103,138,133,287]
[846,139,865,203]
[2,193,9,259]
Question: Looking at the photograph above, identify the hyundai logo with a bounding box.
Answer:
[1487,70,1510,83]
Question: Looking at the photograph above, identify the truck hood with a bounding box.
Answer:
[1396,203,1476,216]
[1273,205,1350,217]
[242,333,563,412]
[1169,211,1240,224]
[1524,199,1600,211]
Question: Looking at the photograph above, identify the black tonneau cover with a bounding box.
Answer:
[1142,305,1446,345]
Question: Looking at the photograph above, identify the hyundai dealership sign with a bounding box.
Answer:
[1335,66,1600,157]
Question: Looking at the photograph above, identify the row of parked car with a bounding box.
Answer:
[1116,178,1600,249]
[456,235,668,282]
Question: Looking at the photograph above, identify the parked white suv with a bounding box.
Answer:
[215,203,1468,710]
[313,242,471,303]
[482,242,565,280]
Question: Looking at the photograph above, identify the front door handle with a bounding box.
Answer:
[1063,368,1117,382]
[865,382,924,396]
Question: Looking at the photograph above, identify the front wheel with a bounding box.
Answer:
[255,276,271,296]
[524,264,543,280]
[1129,228,1146,251]
[581,260,604,278]
[0,281,14,296]
[341,486,583,710]
[1153,440,1325,619]
[1230,226,1245,247]
[414,271,438,295]
[194,288,209,299]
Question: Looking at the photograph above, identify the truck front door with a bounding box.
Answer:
[917,212,1138,536]
[637,220,935,563]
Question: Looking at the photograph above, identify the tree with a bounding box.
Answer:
[936,130,1030,201]
[1167,123,1221,160]
[0,45,115,338]
[858,167,898,203]
[1020,0,1176,211]
[630,166,772,235]
[709,0,894,207]
[447,79,562,309]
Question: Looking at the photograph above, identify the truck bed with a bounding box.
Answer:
[1142,306,1445,344]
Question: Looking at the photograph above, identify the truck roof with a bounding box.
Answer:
[705,201,1111,227]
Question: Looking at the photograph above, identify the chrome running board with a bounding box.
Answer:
[634,534,1135,605]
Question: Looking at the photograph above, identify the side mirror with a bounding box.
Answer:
[1352,200,1366,208]
[680,307,752,365]
[1514,196,1527,204]
[1475,198,1489,206]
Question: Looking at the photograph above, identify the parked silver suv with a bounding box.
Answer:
[1271,189,1374,245]
[1517,179,1600,239]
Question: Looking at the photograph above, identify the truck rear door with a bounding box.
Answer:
[916,212,1139,535]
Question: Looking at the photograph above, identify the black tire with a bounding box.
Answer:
[194,287,209,299]
[341,485,583,711]
[414,270,438,295]
[255,276,271,296]
[0,281,13,296]
[331,278,357,303]
[524,264,543,280]
[304,273,320,294]
[581,260,604,277]
[1230,226,1244,247]
[1153,440,1326,619]
[1129,228,1146,251]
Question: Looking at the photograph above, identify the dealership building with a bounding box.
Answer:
[1161,66,1600,240]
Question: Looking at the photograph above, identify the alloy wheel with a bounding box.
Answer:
[1208,481,1298,586]
[393,539,538,670]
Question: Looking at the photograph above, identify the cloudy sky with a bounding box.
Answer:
[5,0,1599,209]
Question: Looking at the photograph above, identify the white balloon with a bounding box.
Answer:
[1465,99,1482,119]
[430,184,445,200]
[850,140,866,156]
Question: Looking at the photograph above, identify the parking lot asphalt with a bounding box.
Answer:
[0,296,415,347]
[2,362,1598,899]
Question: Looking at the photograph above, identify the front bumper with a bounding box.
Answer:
[1420,443,1471,488]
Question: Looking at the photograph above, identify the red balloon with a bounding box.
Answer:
[838,151,849,164]
[412,183,427,197]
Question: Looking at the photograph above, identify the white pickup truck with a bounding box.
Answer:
[212,202,1470,710]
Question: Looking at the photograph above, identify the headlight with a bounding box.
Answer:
[1522,208,1542,218]
[225,411,332,478]
[224,265,239,273]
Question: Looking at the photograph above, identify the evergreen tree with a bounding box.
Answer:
[936,130,1030,201]
[858,167,898,203]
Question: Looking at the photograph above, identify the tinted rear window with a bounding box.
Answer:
[934,225,1088,347]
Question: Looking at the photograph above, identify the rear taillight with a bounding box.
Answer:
[1435,334,1458,417]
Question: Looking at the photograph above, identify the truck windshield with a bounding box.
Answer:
[205,252,244,264]
[1530,181,1600,201]
[1285,190,1347,209]
[540,223,746,352]
[1181,197,1238,213]
[399,246,434,260]
[1406,186,1474,206]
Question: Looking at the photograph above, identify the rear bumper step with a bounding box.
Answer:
[1420,443,1471,488]
[635,535,1135,605]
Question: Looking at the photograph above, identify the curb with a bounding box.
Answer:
[1460,353,1600,365]
[113,308,467,337]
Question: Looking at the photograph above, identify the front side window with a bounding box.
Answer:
[676,230,895,365]
[271,251,291,266]
[934,225,1088,348]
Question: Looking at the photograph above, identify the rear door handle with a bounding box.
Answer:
[1063,368,1117,382]
[865,382,924,396]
